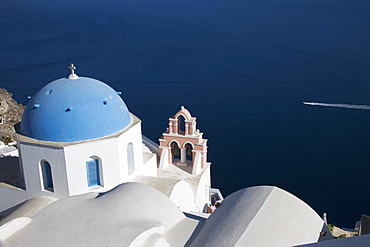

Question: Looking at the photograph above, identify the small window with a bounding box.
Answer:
[127,143,135,175]
[86,159,101,187]
[41,160,54,192]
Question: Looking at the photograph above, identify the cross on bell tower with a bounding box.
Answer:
[68,63,79,80]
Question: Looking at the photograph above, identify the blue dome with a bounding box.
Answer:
[20,77,131,142]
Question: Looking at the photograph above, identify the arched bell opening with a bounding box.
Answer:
[185,143,193,164]
[177,115,186,134]
[170,141,180,164]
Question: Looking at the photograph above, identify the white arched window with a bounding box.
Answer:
[40,160,53,192]
[127,143,135,175]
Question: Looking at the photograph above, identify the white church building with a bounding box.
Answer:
[0,64,211,214]
[1,65,369,246]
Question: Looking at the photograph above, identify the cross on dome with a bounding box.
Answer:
[68,63,79,80]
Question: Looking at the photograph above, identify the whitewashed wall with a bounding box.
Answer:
[18,118,157,199]
[0,187,27,213]
[194,164,211,212]
[18,143,68,199]
[64,137,120,196]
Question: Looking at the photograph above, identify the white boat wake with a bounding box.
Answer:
[303,102,370,110]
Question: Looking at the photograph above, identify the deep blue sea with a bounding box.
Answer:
[1,0,369,227]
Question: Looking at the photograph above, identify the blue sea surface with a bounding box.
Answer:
[1,0,369,227]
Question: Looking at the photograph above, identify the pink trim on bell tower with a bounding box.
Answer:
[159,106,209,175]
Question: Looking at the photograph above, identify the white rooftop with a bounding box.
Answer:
[2,184,341,247]
[3,183,199,247]
[189,186,330,247]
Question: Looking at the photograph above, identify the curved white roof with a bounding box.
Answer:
[189,186,326,247]
[133,175,195,212]
[3,184,331,247]
[4,183,198,247]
